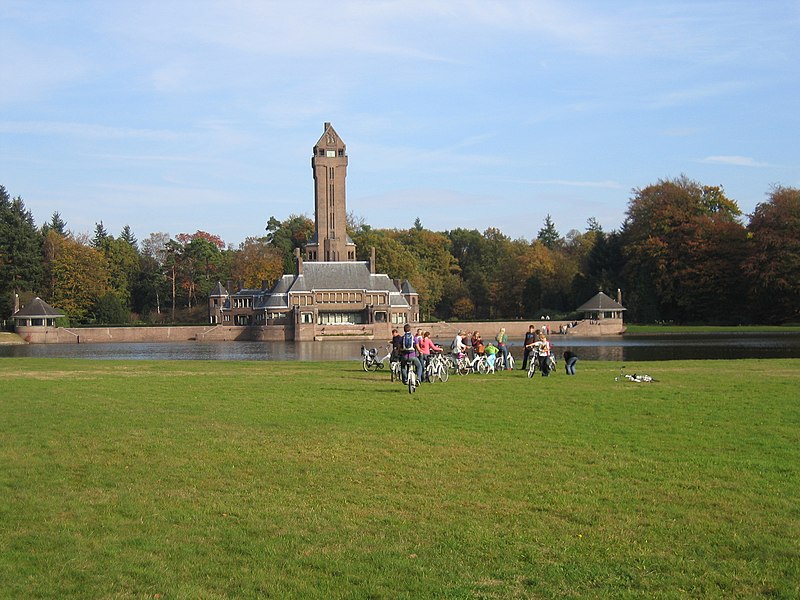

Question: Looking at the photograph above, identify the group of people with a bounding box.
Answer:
[391,324,578,381]
[390,324,442,384]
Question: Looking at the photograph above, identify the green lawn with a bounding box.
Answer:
[2,358,798,599]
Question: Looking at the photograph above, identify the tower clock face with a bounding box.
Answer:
[326,150,336,158]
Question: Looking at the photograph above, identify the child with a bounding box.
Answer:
[484,342,499,371]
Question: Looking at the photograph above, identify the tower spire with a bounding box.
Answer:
[306,123,356,262]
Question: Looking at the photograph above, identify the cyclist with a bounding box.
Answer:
[399,323,423,386]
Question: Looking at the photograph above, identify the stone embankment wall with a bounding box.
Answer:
[14,325,290,344]
[14,319,624,344]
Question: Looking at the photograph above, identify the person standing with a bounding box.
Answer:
[495,327,511,370]
[418,331,442,381]
[521,325,537,371]
[452,330,467,357]
[537,333,551,376]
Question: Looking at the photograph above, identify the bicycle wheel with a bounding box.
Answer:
[477,359,489,375]
[437,365,449,383]
[362,358,369,372]
[408,372,416,394]
[369,360,381,372]
[507,355,515,370]
[528,359,537,378]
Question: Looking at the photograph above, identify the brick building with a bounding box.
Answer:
[209,123,418,340]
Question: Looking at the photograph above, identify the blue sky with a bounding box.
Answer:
[2,1,798,247]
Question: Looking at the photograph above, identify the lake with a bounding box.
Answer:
[3,332,800,362]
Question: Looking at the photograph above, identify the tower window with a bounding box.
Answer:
[338,149,344,156]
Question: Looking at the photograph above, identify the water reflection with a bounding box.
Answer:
[2,332,800,361]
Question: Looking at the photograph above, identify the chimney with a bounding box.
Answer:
[226,280,233,295]
[617,288,622,305]
[324,122,330,131]
[295,247,304,275]
[369,247,377,274]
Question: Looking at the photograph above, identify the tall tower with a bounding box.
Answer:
[306,122,356,262]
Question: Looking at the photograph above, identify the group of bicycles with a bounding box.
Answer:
[362,343,558,394]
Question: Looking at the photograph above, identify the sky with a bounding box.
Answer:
[2,0,799,248]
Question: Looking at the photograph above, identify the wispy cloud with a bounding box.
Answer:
[701,155,769,168]
[513,179,625,189]
[0,120,182,141]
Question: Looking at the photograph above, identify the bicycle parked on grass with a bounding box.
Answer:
[361,345,390,372]
[494,352,516,371]
[425,351,450,383]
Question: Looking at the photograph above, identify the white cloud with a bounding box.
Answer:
[701,156,769,168]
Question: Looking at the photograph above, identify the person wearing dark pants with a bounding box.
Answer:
[521,325,537,371]
[564,350,578,375]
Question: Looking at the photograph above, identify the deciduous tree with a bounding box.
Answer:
[744,186,800,324]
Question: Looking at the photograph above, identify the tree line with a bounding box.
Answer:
[2,177,799,327]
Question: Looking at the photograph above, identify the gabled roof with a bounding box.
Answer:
[252,262,413,309]
[576,291,626,312]
[400,280,417,295]
[294,261,377,291]
[315,123,345,150]
[13,297,65,318]
[210,281,228,297]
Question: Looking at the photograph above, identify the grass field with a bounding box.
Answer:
[2,358,798,599]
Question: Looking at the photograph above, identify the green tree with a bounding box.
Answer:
[101,236,141,310]
[119,225,138,249]
[40,211,67,237]
[744,186,800,324]
[266,214,315,273]
[91,221,109,249]
[43,230,110,322]
[93,292,130,324]
[0,187,44,320]
[536,214,561,249]
[621,177,745,323]
[230,237,284,289]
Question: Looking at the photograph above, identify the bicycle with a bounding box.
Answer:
[361,345,388,372]
[406,361,419,393]
[425,351,450,383]
[390,358,402,382]
[495,352,515,371]
[615,366,657,383]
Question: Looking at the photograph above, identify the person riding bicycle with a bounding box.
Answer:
[400,323,423,386]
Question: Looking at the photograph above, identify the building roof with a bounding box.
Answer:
[576,291,626,312]
[210,281,228,297]
[13,297,65,319]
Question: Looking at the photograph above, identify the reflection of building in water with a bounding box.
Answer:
[210,123,418,340]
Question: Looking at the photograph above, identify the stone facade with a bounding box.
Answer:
[208,123,419,340]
